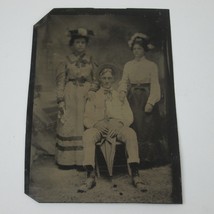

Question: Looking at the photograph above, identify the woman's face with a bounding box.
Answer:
[132,43,145,59]
[73,38,87,54]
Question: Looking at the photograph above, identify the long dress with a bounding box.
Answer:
[55,52,98,167]
[119,56,161,166]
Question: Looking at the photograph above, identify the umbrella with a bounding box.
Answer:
[100,137,117,177]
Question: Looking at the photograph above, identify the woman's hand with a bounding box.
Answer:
[144,103,153,113]
[87,91,96,101]
[58,101,65,115]
[119,91,126,103]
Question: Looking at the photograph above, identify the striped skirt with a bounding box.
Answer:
[55,81,90,166]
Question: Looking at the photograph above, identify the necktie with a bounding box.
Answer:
[104,89,112,100]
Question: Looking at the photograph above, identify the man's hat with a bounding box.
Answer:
[98,64,117,76]
[97,63,121,81]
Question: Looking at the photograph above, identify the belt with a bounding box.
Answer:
[129,83,150,95]
[68,77,87,86]
[130,83,150,88]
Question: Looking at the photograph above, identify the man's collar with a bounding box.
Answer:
[100,87,113,92]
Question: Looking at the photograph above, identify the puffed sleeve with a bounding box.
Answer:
[89,56,99,92]
[83,99,97,128]
[147,63,161,106]
[118,62,130,93]
[56,62,67,104]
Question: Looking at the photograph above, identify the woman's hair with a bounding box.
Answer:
[69,35,89,46]
[68,28,94,46]
[131,38,149,52]
[128,33,154,52]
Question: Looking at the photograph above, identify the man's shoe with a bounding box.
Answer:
[77,177,96,193]
[132,176,147,192]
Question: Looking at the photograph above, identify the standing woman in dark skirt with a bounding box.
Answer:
[119,33,161,167]
[55,28,98,168]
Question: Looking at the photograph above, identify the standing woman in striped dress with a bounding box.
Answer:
[55,28,98,168]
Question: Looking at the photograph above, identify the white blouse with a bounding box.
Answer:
[119,56,161,106]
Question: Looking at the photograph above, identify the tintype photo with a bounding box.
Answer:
[25,8,182,203]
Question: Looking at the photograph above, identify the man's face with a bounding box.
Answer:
[100,70,114,89]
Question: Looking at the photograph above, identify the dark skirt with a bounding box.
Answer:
[128,84,162,167]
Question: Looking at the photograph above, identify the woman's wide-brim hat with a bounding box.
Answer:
[69,28,94,38]
[128,32,154,50]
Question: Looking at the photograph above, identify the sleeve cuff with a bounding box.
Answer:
[57,97,64,104]
[147,102,154,107]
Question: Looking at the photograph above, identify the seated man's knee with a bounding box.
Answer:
[83,128,101,143]
[119,127,137,141]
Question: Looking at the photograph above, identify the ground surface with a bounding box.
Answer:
[28,155,173,203]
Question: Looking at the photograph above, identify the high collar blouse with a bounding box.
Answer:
[119,56,161,106]
[56,52,97,103]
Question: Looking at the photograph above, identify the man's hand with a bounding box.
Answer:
[94,120,108,135]
[144,103,153,113]
[107,128,118,138]
[107,119,124,138]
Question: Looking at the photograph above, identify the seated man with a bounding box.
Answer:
[78,65,146,192]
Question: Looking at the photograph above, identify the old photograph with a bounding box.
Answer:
[25,8,182,203]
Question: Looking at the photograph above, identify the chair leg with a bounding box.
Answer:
[127,162,131,176]
[125,150,132,176]
[95,157,100,178]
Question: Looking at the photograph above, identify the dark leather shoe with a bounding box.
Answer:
[77,177,96,193]
[132,176,147,192]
